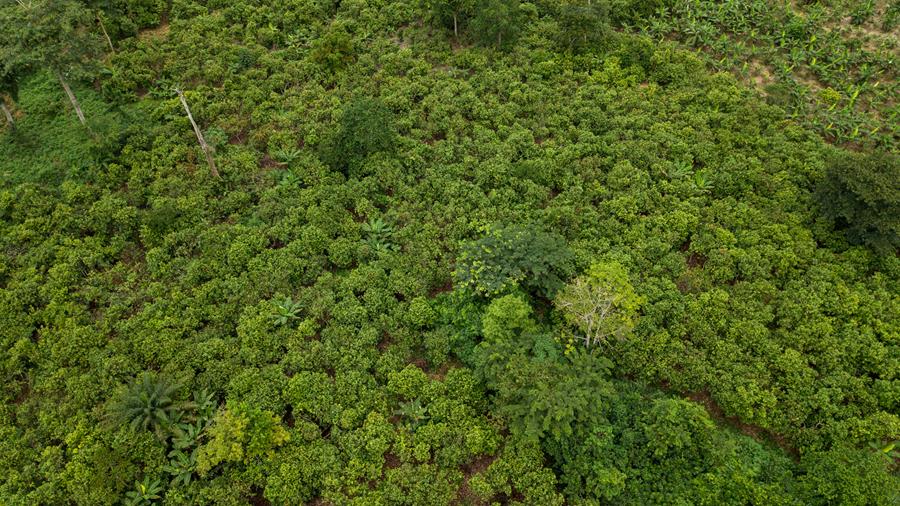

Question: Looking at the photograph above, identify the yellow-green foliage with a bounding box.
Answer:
[196,402,289,475]
[555,262,643,348]
[0,0,898,503]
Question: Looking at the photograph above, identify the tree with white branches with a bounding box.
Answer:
[554,262,642,347]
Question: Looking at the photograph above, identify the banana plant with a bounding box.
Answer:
[270,296,302,326]
[171,420,206,450]
[692,170,714,194]
[271,147,302,165]
[395,399,429,430]
[666,160,693,180]
[163,449,198,487]
[124,477,163,506]
[362,217,399,254]
[869,440,900,460]
[193,389,217,421]
[845,86,861,109]
[276,168,301,187]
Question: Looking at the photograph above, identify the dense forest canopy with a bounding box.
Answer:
[0,0,898,504]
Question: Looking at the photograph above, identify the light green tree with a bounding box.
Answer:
[554,262,642,347]
[196,402,290,475]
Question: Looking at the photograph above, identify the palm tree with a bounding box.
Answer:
[110,372,190,439]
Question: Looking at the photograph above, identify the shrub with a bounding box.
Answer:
[310,23,354,73]
[196,402,290,474]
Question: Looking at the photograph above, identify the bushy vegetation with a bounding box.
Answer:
[636,0,899,149]
[0,0,897,504]
[816,149,899,252]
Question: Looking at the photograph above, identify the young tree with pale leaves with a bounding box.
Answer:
[554,262,641,347]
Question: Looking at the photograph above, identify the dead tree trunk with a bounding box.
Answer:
[176,88,220,178]
[57,73,86,126]
[453,13,458,38]
[98,13,115,53]
[1,102,14,130]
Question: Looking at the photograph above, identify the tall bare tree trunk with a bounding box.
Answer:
[453,13,458,37]
[176,88,220,178]
[98,13,115,53]
[57,73,86,126]
[1,102,14,130]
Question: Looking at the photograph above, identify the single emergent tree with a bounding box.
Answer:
[558,0,610,53]
[0,9,21,129]
[0,67,17,129]
[470,0,522,49]
[321,96,396,175]
[0,0,103,127]
[816,149,899,252]
[0,99,12,130]
[424,0,475,37]
[554,262,641,347]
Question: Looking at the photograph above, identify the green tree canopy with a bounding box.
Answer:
[558,0,610,52]
[424,0,475,37]
[470,0,523,48]
[0,0,102,79]
[321,95,397,175]
[554,261,642,348]
[816,149,900,252]
[455,223,575,298]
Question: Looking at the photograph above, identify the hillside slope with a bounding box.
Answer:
[1,1,898,504]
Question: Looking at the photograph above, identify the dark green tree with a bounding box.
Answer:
[0,5,23,130]
[424,0,475,37]
[470,0,522,49]
[558,1,610,52]
[455,223,575,298]
[474,295,614,442]
[0,68,17,130]
[0,0,103,126]
[321,96,396,174]
[109,372,191,440]
[816,149,899,252]
[493,349,613,442]
[78,0,115,51]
